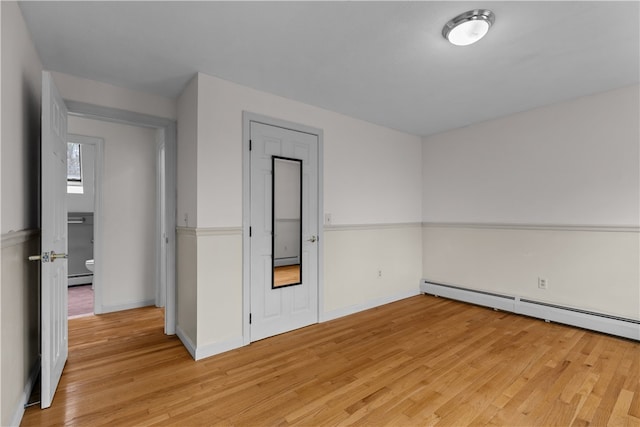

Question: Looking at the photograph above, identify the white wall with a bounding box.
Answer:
[0,2,42,425]
[0,4,3,422]
[181,73,423,358]
[177,75,197,228]
[51,71,176,120]
[68,116,157,312]
[67,142,96,213]
[176,75,198,347]
[1,233,39,427]
[176,229,197,346]
[423,225,639,319]
[324,224,422,317]
[422,85,640,226]
[195,73,422,228]
[422,85,640,320]
[196,230,242,352]
[1,3,42,234]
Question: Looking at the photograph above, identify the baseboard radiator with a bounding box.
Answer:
[420,280,640,341]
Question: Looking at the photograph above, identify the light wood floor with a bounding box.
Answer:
[274,265,301,287]
[22,295,639,426]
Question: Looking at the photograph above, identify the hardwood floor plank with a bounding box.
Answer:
[21,296,640,426]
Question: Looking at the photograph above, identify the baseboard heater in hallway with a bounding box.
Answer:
[420,280,640,341]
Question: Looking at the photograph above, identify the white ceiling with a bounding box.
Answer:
[19,1,640,137]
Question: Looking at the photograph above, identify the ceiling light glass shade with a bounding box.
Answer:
[443,9,495,46]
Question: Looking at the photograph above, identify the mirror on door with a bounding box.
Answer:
[272,156,302,288]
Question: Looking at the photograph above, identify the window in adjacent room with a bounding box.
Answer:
[67,142,83,194]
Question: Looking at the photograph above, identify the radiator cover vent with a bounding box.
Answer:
[421,280,639,341]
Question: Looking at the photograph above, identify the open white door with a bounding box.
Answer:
[40,71,69,408]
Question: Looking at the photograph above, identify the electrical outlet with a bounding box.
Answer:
[378,270,383,278]
[538,277,548,290]
[324,213,332,225]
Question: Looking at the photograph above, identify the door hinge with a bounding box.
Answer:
[249,139,252,151]
[249,313,252,324]
[249,226,252,237]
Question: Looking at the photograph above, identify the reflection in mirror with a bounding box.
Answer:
[272,156,302,288]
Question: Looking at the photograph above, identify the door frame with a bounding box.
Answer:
[67,134,104,313]
[242,112,324,345]
[65,100,177,334]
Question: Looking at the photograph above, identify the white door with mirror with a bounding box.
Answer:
[249,121,319,342]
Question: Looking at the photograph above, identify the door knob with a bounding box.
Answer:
[51,251,68,261]
[28,251,67,262]
[28,252,50,262]
[307,235,317,243]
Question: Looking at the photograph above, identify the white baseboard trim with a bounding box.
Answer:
[420,281,516,312]
[99,299,155,314]
[320,288,421,323]
[515,298,640,341]
[194,336,244,361]
[11,357,41,427]
[68,275,93,287]
[421,280,640,341]
[274,256,300,267]
[176,326,244,362]
[176,325,196,360]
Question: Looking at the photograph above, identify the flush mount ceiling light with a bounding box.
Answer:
[442,9,495,46]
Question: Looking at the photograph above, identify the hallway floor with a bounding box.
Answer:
[68,285,93,318]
